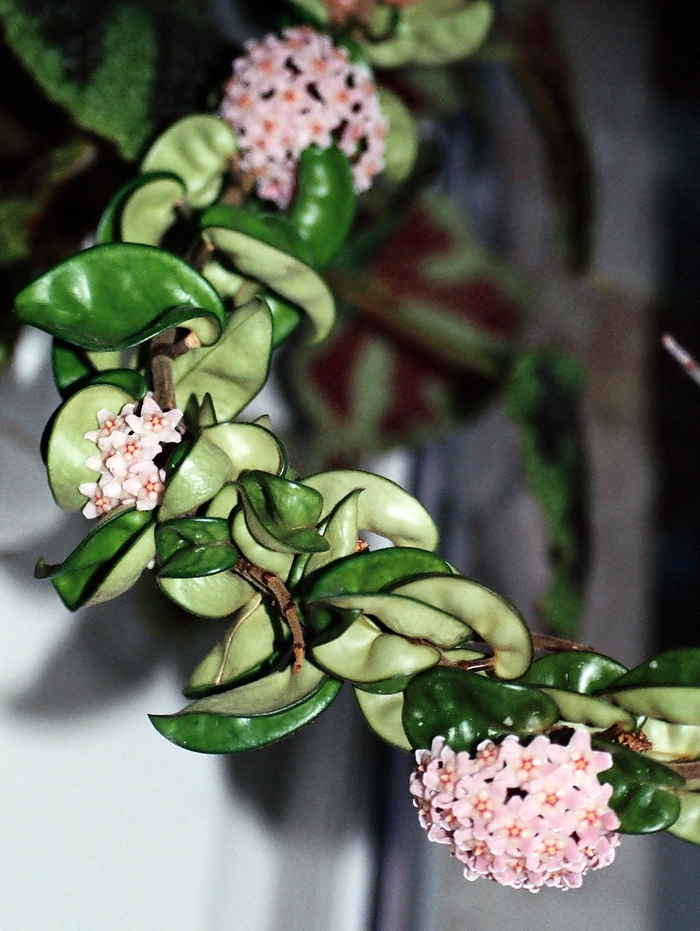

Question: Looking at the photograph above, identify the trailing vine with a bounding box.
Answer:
[12,1,700,895]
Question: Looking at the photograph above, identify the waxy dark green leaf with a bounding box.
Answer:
[606,649,700,690]
[238,471,329,555]
[518,651,627,694]
[201,226,335,343]
[150,674,342,753]
[15,244,225,351]
[262,292,303,348]
[156,517,239,579]
[603,649,700,725]
[306,547,454,633]
[595,739,683,834]
[287,145,356,269]
[200,204,314,266]
[403,666,559,753]
[38,507,154,610]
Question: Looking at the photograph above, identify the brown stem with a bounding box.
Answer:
[531,633,598,654]
[150,329,177,411]
[235,557,306,673]
[668,762,700,779]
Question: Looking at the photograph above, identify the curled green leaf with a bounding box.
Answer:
[362,0,494,67]
[150,673,342,754]
[140,114,237,209]
[15,244,225,351]
[303,469,439,551]
[173,299,272,424]
[45,383,138,511]
[38,506,154,610]
[354,687,412,751]
[184,594,289,698]
[389,574,532,680]
[237,471,328,555]
[201,225,335,344]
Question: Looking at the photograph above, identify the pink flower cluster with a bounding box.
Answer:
[79,395,182,519]
[221,26,387,208]
[410,731,620,892]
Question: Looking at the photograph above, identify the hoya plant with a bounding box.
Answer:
[10,4,700,896]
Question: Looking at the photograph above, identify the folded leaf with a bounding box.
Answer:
[140,114,237,209]
[149,674,342,753]
[237,471,328,555]
[156,516,239,578]
[95,171,184,245]
[15,243,225,351]
[173,300,272,424]
[354,688,412,750]
[362,0,493,67]
[39,506,154,610]
[312,613,440,684]
[303,469,439,551]
[184,594,289,698]
[388,574,532,679]
[201,225,335,344]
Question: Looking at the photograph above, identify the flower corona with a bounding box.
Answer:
[79,395,182,518]
[410,731,620,891]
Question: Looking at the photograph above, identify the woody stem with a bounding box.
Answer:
[235,556,306,673]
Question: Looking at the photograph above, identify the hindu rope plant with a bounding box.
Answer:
[12,6,700,893]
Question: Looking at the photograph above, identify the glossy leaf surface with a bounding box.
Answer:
[140,114,237,208]
[230,509,295,577]
[158,571,254,619]
[201,225,335,344]
[40,507,153,610]
[539,688,635,730]
[15,244,225,350]
[200,204,314,266]
[184,594,288,698]
[287,145,356,269]
[159,422,284,521]
[403,667,559,753]
[306,547,453,633]
[150,674,342,754]
[354,688,411,751]
[312,614,440,683]
[518,651,627,694]
[303,470,439,551]
[45,383,136,510]
[238,471,328,555]
[392,575,532,679]
[156,517,239,578]
[596,739,683,834]
[173,300,272,424]
[321,592,469,649]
